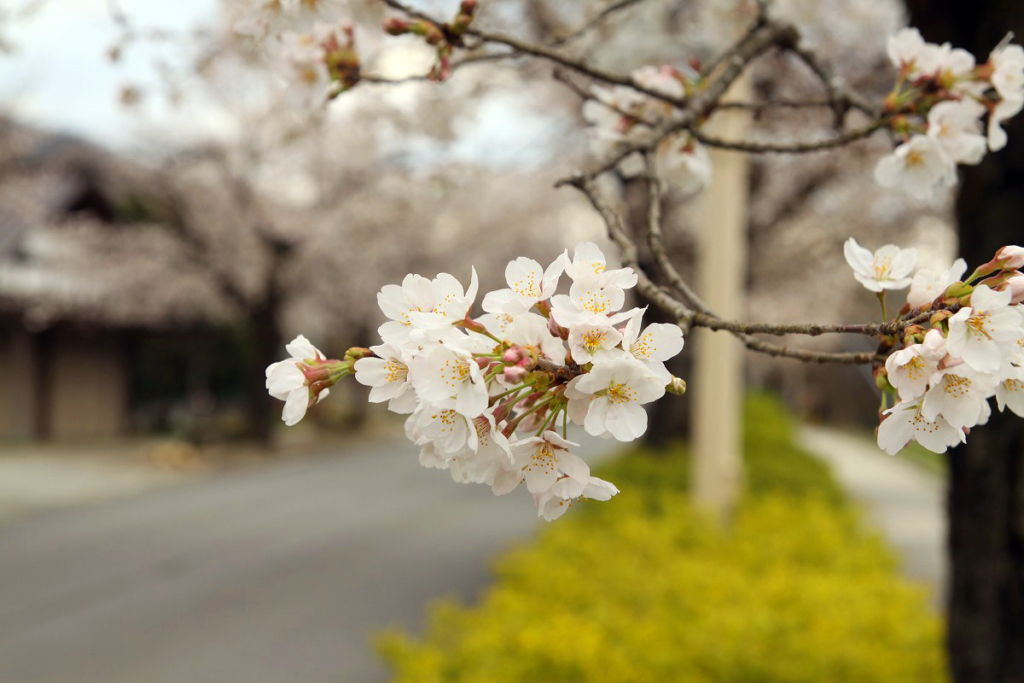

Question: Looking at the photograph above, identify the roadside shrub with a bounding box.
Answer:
[379,395,945,683]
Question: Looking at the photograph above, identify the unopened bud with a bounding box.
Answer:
[344,347,374,362]
[475,357,491,369]
[383,17,411,35]
[548,315,568,340]
[503,366,527,384]
[516,355,537,370]
[460,0,477,15]
[667,377,687,395]
[930,309,954,328]
[1005,273,1024,304]
[503,347,524,363]
[996,245,1024,270]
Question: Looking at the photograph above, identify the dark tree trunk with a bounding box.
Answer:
[246,297,283,446]
[904,2,1024,680]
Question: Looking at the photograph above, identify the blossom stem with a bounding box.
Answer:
[536,405,560,436]
[490,383,529,403]
[505,396,557,434]
[877,292,888,323]
[562,406,568,439]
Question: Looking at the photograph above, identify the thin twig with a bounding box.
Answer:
[689,119,886,154]
[549,0,650,47]
[564,172,888,364]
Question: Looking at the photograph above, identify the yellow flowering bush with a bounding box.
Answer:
[379,395,946,683]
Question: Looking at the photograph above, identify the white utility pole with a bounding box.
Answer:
[691,74,752,521]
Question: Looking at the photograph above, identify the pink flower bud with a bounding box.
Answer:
[997,246,1024,270]
[548,315,568,340]
[1005,273,1024,304]
[503,347,524,363]
[516,355,536,370]
[475,357,490,369]
[503,366,527,384]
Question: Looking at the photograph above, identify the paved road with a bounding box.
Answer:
[798,425,946,607]
[0,433,619,683]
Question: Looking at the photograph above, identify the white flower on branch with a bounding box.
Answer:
[990,42,1024,103]
[567,313,624,364]
[482,256,563,315]
[265,334,334,426]
[410,339,490,418]
[533,475,620,522]
[560,241,638,290]
[843,238,918,292]
[995,366,1024,418]
[877,399,966,455]
[988,96,1024,152]
[874,135,957,200]
[946,285,1020,374]
[922,362,997,430]
[907,258,967,309]
[885,330,946,401]
[353,342,416,414]
[509,431,591,496]
[565,357,666,441]
[927,100,988,165]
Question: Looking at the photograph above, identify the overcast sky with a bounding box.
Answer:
[0,0,216,147]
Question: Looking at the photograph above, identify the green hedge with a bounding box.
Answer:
[379,394,945,683]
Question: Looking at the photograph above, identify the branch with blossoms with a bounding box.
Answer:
[237,0,1024,518]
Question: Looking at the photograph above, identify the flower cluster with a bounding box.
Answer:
[265,242,686,520]
[234,2,359,105]
[583,66,712,195]
[844,240,1024,455]
[875,28,1024,199]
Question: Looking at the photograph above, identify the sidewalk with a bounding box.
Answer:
[797,425,947,607]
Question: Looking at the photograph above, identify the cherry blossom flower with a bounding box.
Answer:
[922,362,997,429]
[567,314,624,364]
[565,357,666,441]
[927,100,987,165]
[988,96,1023,151]
[887,28,942,77]
[550,279,628,328]
[265,335,332,426]
[560,242,638,290]
[907,258,967,309]
[353,342,416,414]
[482,256,563,315]
[885,330,946,400]
[509,432,591,495]
[408,268,480,331]
[995,366,1024,417]
[990,42,1024,102]
[657,136,713,196]
[505,313,567,363]
[843,238,918,292]
[874,135,957,199]
[410,341,489,417]
[877,399,966,455]
[946,284,1021,373]
[617,308,685,383]
[377,274,436,347]
[446,413,514,485]
[413,406,475,456]
[532,476,620,521]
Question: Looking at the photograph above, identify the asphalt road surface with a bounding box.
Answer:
[0,433,620,683]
